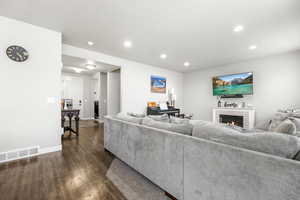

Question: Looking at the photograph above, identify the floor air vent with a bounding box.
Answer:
[19,149,29,157]
[0,146,39,163]
[7,151,18,160]
[29,147,38,155]
[0,153,6,162]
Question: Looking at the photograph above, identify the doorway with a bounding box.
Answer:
[107,69,121,116]
[61,55,120,125]
[61,75,84,118]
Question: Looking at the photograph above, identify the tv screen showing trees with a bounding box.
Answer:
[212,72,253,96]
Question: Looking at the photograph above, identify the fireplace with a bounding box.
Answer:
[213,108,255,130]
[219,114,244,128]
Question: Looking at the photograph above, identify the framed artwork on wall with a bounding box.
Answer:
[151,75,166,93]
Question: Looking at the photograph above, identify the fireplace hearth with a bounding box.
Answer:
[219,114,244,128]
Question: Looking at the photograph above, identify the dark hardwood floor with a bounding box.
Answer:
[0,120,127,200]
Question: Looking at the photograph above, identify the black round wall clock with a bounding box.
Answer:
[6,45,29,62]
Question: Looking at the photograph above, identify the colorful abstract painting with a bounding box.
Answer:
[151,75,166,93]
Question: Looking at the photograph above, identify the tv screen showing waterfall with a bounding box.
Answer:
[212,72,253,96]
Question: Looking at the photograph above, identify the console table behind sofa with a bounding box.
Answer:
[147,106,180,116]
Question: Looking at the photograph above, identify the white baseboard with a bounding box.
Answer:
[96,119,104,123]
[0,145,62,164]
[39,145,62,155]
[64,117,94,121]
[80,117,95,120]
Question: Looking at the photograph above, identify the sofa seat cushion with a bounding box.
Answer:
[192,120,300,159]
[142,117,193,135]
[115,113,143,124]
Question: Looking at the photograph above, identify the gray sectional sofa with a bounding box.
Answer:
[104,115,300,200]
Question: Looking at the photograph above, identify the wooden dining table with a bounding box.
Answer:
[61,109,80,138]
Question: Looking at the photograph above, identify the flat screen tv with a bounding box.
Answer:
[212,72,253,96]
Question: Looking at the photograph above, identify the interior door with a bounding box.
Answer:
[62,75,84,118]
[99,72,108,120]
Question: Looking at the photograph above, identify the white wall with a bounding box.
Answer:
[0,17,62,152]
[107,70,121,115]
[121,62,183,113]
[62,45,184,114]
[183,50,300,123]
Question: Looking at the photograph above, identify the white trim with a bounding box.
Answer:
[0,145,62,164]
[96,119,104,123]
[39,145,62,155]
[80,117,94,120]
[64,117,94,121]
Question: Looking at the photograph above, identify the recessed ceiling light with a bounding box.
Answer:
[249,45,257,50]
[87,60,95,65]
[73,68,84,73]
[233,25,244,32]
[160,54,167,59]
[88,41,94,46]
[86,64,96,70]
[184,62,190,67]
[124,40,132,48]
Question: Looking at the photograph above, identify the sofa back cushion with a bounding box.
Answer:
[127,112,146,118]
[142,117,193,135]
[170,116,190,124]
[192,120,300,159]
[148,114,170,123]
[290,117,300,130]
[291,113,300,118]
[115,113,143,124]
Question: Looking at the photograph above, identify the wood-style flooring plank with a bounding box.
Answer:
[0,121,126,200]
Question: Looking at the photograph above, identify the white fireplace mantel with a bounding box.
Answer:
[213,107,255,129]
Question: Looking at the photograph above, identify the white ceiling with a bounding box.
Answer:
[62,55,119,75]
[1,0,300,72]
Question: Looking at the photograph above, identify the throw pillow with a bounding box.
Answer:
[170,116,190,124]
[274,119,297,135]
[268,112,290,131]
[147,114,170,123]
